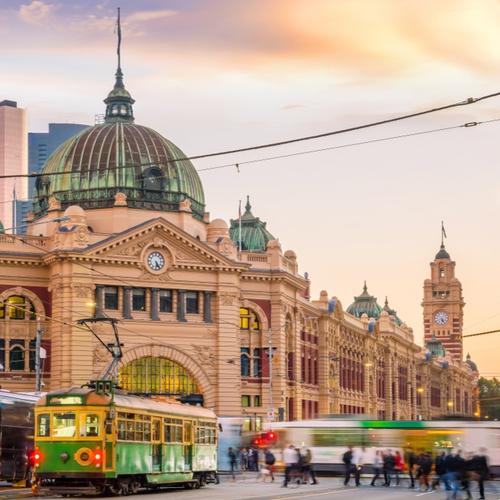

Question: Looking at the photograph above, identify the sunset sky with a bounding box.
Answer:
[2,0,500,376]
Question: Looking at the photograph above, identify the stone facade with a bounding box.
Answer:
[0,201,478,423]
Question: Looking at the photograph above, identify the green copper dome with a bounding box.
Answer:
[426,334,446,357]
[383,297,403,326]
[33,62,205,219]
[346,282,383,320]
[229,196,275,251]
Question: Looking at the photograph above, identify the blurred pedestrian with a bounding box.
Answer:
[371,449,383,487]
[394,450,404,486]
[471,447,489,500]
[262,448,276,482]
[417,451,432,492]
[240,447,248,471]
[302,448,318,485]
[282,444,299,488]
[342,445,354,486]
[383,449,394,486]
[228,447,237,480]
[442,450,460,498]
[432,451,446,490]
[353,446,365,487]
[406,447,417,489]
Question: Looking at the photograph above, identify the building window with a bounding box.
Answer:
[185,292,199,314]
[252,348,261,377]
[159,290,173,313]
[241,348,250,377]
[253,395,261,407]
[104,287,118,310]
[9,340,25,371]
[439,268,445,278]
[132,288,146,311]
[240,308,261,330]
[241,395,251,407]
[0,296,36,320]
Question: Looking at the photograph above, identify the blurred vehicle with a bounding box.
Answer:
[257,418,500,476]
[0,390,40,484]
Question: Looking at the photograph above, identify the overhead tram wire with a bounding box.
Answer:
[463,329,500,338]
[0,90,498,182]
[0,118,497,203]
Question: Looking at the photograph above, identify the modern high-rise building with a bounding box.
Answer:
[14,122,89,233]
[0,100,27,231]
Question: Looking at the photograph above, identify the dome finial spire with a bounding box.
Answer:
[245,195,252,214]
[104,7,135,123]
[363,280,367,294]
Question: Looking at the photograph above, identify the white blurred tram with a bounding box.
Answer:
[262,419,500,476]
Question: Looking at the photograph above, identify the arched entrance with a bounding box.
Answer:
[119,356,200,396]
[116,344,214,407]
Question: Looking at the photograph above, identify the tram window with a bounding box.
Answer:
[135,421,143,441]
[37,413,50,437]
[117,420,126,440]
[126,421,135,441]
[81,414,100,437]
[53,412,76,438]
[152,420,160,441]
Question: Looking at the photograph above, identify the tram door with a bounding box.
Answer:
[152,418,162,472]
[183,420,193,471]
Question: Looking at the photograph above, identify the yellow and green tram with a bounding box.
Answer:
[33,384,218,495]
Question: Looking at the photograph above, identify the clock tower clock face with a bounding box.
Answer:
[147,251,165,271]
[434,311,449,325]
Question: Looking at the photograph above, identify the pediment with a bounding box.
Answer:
[84,217,243,270]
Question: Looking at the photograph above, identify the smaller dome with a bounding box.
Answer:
[435,244,450,260]
[466,353,478,372]
[426,334,446,358]
[64,205,86,218]
[346,282,383,320]
[383,297,403,326]
[209,218,228,229]
[284,249,297,260]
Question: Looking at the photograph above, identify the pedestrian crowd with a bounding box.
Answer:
[227,444,318,487]
[342,445,490,499]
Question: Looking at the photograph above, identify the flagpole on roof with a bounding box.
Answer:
[441,220,447,246]
[238,200,242,252]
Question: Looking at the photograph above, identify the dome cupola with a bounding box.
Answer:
[382,296,403,326]
[346,282,383,320]
[229,196,275,251]
[465,352,478,372]
[426,334,446,358]
[33,11,205,220]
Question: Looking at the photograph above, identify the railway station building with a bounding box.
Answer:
[0,61,478,424]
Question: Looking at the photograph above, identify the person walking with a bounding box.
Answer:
[406,447,417,489]
[393,450,404,486]
[442,450,460,498]
[432,451,446,490]
[342,446,354,486]
[282,444,299,488]
[240,447,248,471]
[353,446,365,487]
[263,448,276,482]
[302,448,318,485]
[371,449,383,487]
[471,447,489,500]
[383,449,395,486]
[417,451,433,492]
[228,447,237,480]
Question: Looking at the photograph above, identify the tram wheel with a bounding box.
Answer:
[129,480,140,495]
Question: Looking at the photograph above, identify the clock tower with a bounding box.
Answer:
[422,241,465,361]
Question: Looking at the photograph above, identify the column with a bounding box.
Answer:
[177,290,186,322]
[150,288,159,321]
[203,291,213,323]
[123,287,132,319]
[95,285,104,318]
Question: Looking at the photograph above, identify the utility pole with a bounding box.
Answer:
[268,328,274,422]
[35,318,43,393]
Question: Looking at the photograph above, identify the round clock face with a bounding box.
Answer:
[147,251,165,271]
[434,311,449,325]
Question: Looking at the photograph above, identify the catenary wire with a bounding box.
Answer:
[0,92,498,181]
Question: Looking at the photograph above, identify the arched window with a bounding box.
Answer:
[240,308,261,331]
[9,341,25,371]
[119,356,200,395]
[0,296,36,320]
[142,167,164,192]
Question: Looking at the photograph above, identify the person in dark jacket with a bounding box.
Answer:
[382,449,395,486]
[228,447,237,480]
[442,450,461,497]
[432,451,446,490]
[471,448,489,500]
[342,446,354,486]
[417,451,432,492]
[406,448,417,488]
